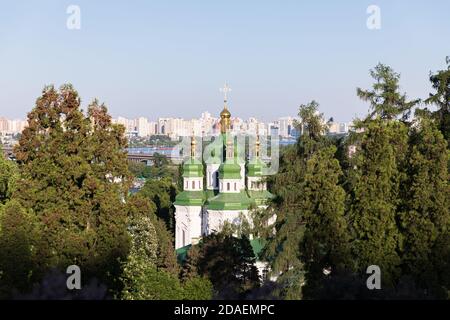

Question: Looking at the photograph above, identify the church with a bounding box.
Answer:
[174,87,274,250]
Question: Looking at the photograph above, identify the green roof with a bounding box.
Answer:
[174,190,205,206]
[182,158,203,177]
[207,191,252,211]
[176,244,192,263]
[218,161,241,179]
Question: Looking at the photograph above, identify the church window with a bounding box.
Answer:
[227,182,230,191]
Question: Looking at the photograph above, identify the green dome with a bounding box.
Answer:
[247,159,266,177]
[218,161,241,179]
[182,158,203,178]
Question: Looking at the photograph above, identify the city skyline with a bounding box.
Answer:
[1,1,449,121]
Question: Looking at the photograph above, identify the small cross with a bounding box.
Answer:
[219,83,232,103]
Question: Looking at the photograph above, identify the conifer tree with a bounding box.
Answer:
[262,101,330,298]
[348,120,407,286]
[399,116,450,297]
[424,57,450,147]
[0,147,17,204]
[12,85,131,290]
[357,63,419,122]
[0,200,39,297]
[196,232,260,299]
[300,145,350,299]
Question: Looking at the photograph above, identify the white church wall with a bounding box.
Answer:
[205,209,250,235]
[183,177,203,191]
[219,178,243,193]
[174,205,203,249]
[206,164,220,190]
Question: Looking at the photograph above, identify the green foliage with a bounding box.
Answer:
[0,149,17,204]
[300,145,351,299]
[152,216,179,276]
[0,200,39,297]
[424,57,450,147]
[195,233,260,299]
[357,63,419,122]
[399,116,450,297]
[180,245,200,281]
[127,195,158,264]
[348,120,407,286]
[128,162,153,179]
[139,177,178,230]
[182,276,214,300]
[11,84,131,293]
[121,253,184,300]
[263,101,331,276]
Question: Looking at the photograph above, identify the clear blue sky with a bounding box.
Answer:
[0,0,449,122]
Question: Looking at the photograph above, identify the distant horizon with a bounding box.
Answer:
[1,1,449,122]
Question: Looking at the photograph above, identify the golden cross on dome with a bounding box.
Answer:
[219,83,232,103]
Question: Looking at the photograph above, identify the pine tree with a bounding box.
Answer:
[399,116,450,297]
[300,145,350,299]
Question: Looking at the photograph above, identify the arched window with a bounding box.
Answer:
[227,182,230,191]
[234,183,237,191]
[198,181,201,189]
[192,181,195,190]
[215,172,219,188]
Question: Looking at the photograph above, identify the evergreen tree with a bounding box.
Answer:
[196,233,260,299]
[348,120,407,286]
[357,63,419,122]
[262,101,330,298]
[152,216,179,276]
[399,116,450,297]
[180,245,201,281]
[0,200,39,298]
[0,147,17,204]
[12,85,131,291]
[424,57,450,147]
[182,276,213,300]
[300,145,350,299]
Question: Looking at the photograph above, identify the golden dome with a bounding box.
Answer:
[220,106,231,118]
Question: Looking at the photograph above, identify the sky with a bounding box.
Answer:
[0,0,449,122]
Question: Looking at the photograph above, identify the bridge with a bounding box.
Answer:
[2,146,182,164]
[127,152,182,165]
